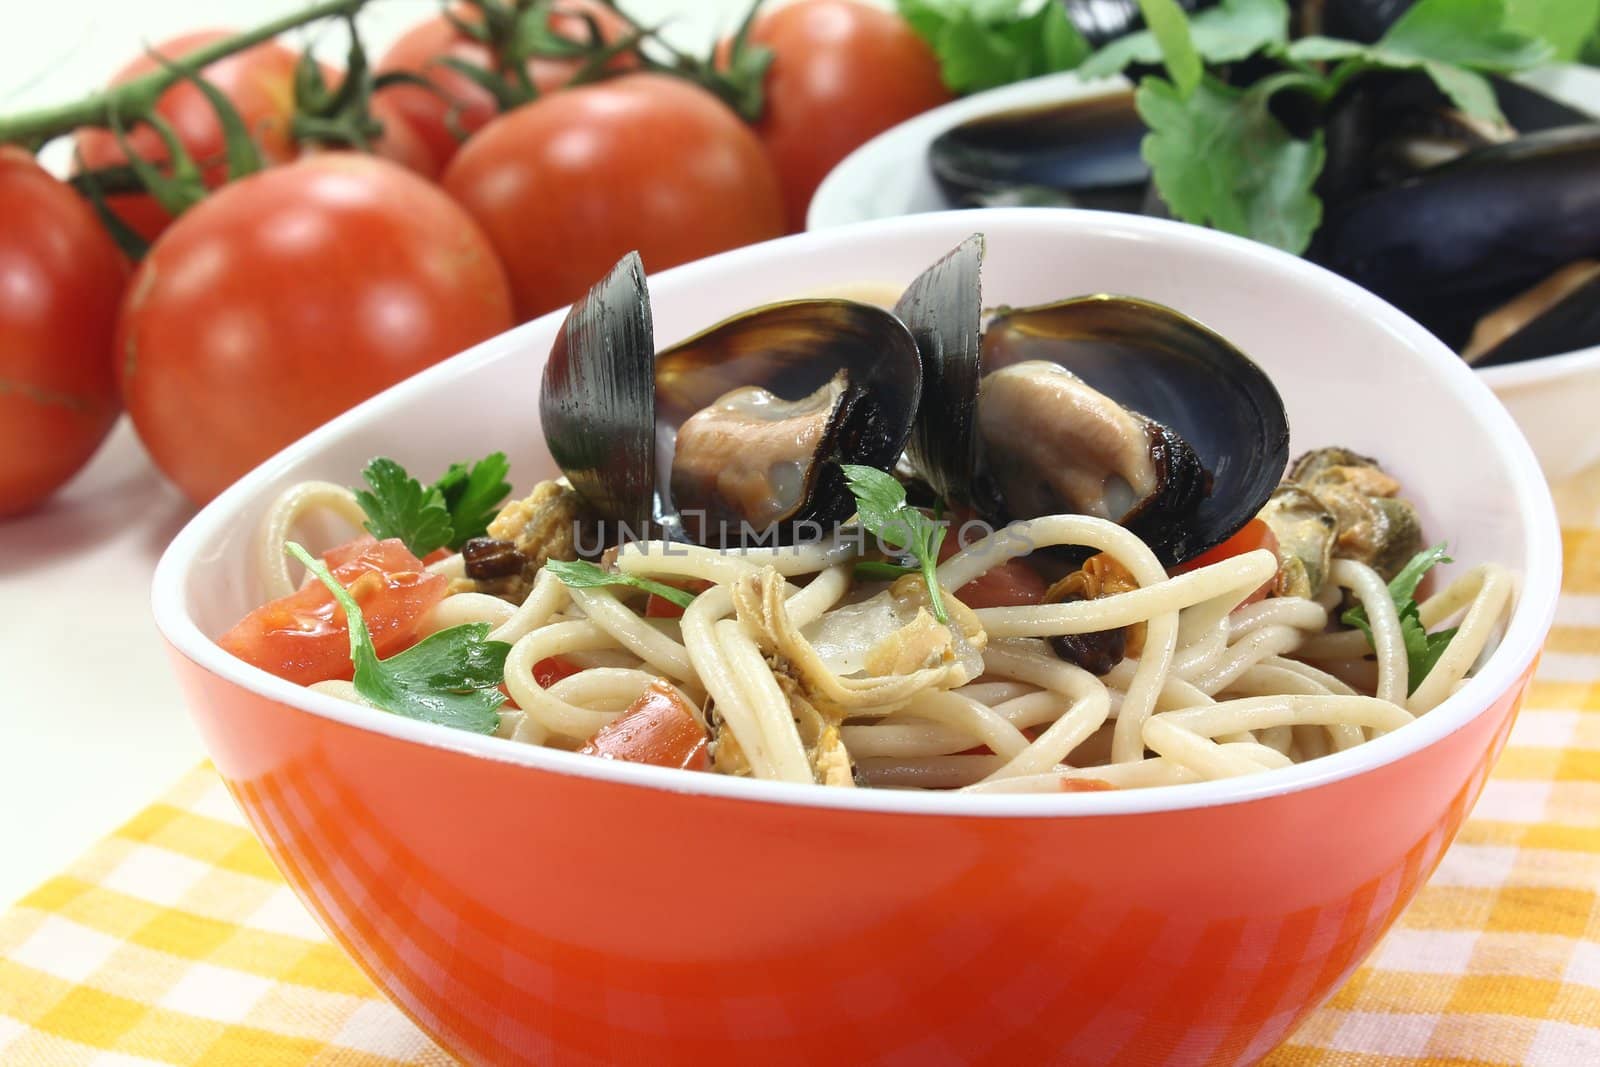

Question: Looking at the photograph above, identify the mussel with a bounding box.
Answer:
[927,89,1149,213]
[541,252,923,548]
[1464,261,1600,366]
[896,236,1290,566]
[1313,125,1600,352]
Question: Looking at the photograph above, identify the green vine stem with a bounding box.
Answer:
[0,0,371,151]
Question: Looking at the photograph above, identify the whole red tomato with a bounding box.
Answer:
[444,73,783,320]
[119,154,514,504]
[0,149,128,517]
[740,0,952,230]
[376,0,634,170]
[76,30,303,242]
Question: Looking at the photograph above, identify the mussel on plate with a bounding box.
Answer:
[895,235,1291,567]
[541,252,923,548]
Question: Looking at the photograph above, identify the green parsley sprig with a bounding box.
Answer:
[544,559,698,610]
[1342,543,1460,696]
[841,464,949,624]
[896,0,1092,94]
[286,542,509,733]
[352,453,512,558]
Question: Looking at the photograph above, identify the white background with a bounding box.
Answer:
[0,0,759,907]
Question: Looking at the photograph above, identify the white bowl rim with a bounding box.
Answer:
[151,208,1564,821]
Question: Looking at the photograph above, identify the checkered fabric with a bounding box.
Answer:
[0,471,1595,1066]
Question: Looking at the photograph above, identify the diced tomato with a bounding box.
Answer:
[533,655,581,688]
[219,537,446,685]
[421,547,453,565]
[936,535,1048,608]
[1060,777,1116,793]
[643,579,713,619]
[578,680,709,771]
[1172,518,1280,606]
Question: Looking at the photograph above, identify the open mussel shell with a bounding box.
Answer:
[898,238,1290,567]
[979,298,1290,565]
[928,90,1149,213]
[1313,125,1600,350]
[656,299,922,545]
[540,251,655,534]
[896,234,983,506]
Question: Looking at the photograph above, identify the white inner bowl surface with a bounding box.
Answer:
[151,209,1563,818]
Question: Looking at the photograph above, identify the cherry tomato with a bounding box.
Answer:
[219,537,446,685]
[644,579,713,619]
[737,0,952,230]
[533,655,581,688]
[119,154,513,504]
[375,1,635,170]
[0,149,128,518]
[76,30,302,243]
[444,73,783,321]
[1173,518,1281,606]
[936,530,1049,609]
[579,679,709,770]
[306,60,441,180]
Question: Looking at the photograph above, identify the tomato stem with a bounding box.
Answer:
[0,0,372,151]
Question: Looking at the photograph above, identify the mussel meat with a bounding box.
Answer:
[897,236,1290,566]
[1464,261,1600,367]
[542,254,923,548]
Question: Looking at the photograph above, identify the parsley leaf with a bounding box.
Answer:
[353,458,454,558]
[1341,543,1458,696]
[1288,0,1552,121]
[1507,0,1600,59]
[840,464,949,624]
[433,452,512,549]
[1136,0,1205,95]
[545,559,697,610]
[353,454,514,557]
[897,0,1091,94]
[1080,0,1290,80]
[1137,74,1327,253]
[286,542,508,734]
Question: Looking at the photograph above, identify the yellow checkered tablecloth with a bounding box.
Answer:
[1,473,1597,1067]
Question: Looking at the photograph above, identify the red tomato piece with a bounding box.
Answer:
[644,579,713,619]
[936,534,1049,609]
[533,656,581,688]
[1172,518,1281,606]
[1060,778,1116,793]
[579,680,709,771]
[219,537,446,685]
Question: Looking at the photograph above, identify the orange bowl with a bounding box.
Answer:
[152,210,1561,1065]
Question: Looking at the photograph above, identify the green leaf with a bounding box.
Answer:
[545,559,697,609]
[1290,0,1553,121]
[1081,0,1290,79]
[1341,543,1457,695]
[855,560,919,582]
[896,0,1091,94]
[352,458,454,558]
[840,464,949,623]
[1137,74,1327,254]
[1506,0,1600,61]
[1137,0,1205,95]
[434,452,512,550]
[286,543,506,734]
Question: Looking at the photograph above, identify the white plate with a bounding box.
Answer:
[808,65,1600,482]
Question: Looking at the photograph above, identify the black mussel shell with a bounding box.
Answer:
[978,297,1290,566]
[1466,262,1600,367]
[540,251,656,534]
[655,300,922,545]
[928,90,1149,213]
[1313,125,1600,350]
[897,234,984,507]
